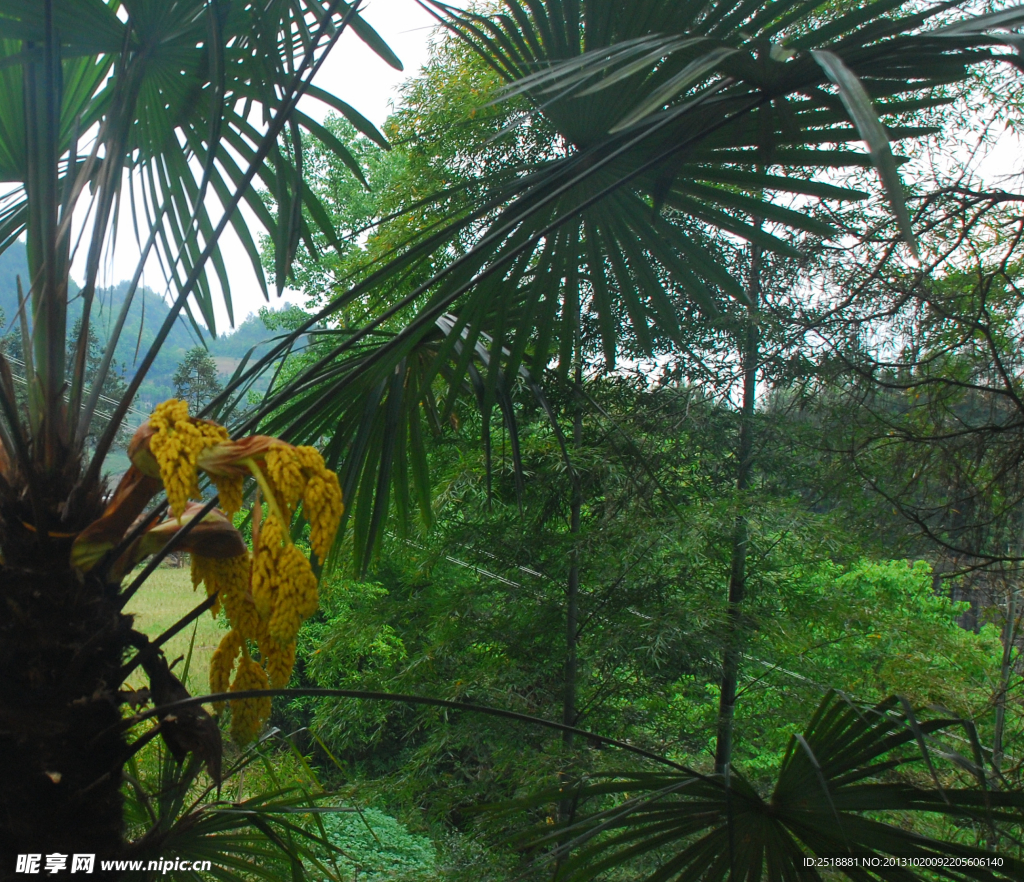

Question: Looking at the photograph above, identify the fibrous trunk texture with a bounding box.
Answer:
[0,559,129,877]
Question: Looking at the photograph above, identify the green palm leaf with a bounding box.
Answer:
[124,731,353,882]
[0,0,396,503]
[509,692,1024,882]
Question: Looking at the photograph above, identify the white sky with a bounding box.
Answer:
[311,0,444,125]
[84,0,447,335]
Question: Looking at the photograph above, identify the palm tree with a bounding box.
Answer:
[0,0,397,865]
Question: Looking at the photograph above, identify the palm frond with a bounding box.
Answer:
[510,692,1024,882]
[0,0,399,506]
[123,728,353,881]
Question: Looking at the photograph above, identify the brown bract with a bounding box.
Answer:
[70,470,245,579]
[105,504,248,584]
[70,466,162,572]
[195,434,282,476]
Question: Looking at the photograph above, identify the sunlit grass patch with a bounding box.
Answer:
[124,563,227,698]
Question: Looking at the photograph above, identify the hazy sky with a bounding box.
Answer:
[311,0,443,127]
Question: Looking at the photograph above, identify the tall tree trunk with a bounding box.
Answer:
[559,269,584,834]
[563,251,584,753]
[714,242,761,778]
[563,363,583,748]
[558,365,584,832]
[993,580,1017,773]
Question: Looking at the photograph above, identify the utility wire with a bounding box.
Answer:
[2,353,150,426]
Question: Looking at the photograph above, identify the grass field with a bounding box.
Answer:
[123,564,227,697]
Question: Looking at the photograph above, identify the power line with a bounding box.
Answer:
[2,353,151,425]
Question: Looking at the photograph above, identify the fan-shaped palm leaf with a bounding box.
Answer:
[508,691,1024,882]
[123,727,354,882]
[0,0,400,507]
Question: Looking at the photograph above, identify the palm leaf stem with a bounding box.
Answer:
[117,687,700,773]
[122,724,165,768]
[14,276,37,438]
[52,88,114,261]
[0,403,16,478]
[120,593,219,683]
[75,201,167,442]
[22,1,65,468]
[69,129,129,443]
[0,353,48,534]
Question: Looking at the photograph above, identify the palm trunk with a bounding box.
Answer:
[0,550,129,874]
[714,242,760,778]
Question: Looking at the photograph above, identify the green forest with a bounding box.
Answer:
[3,1,1024,880]
[231,26,1024,879]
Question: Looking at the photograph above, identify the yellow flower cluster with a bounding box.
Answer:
[210,629,244,712]
[191,554,254,632]
[213,474,244,515]
[297,446,344,561]
[149,399,229,519]
[269,544,319,645]
[265,447,306,510]
[251,513,283,619]
[251,514,318,678]
[265,445,344,561]
[263,640,296,693]
[144,400,344,745]
[229,654,272,745]
[190,492,337,739]
[192,547,294,735]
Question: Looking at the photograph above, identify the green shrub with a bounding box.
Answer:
[316,807,435,881]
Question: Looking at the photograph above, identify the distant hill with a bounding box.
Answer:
[0,239,29,309]
[0,240,294,409]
